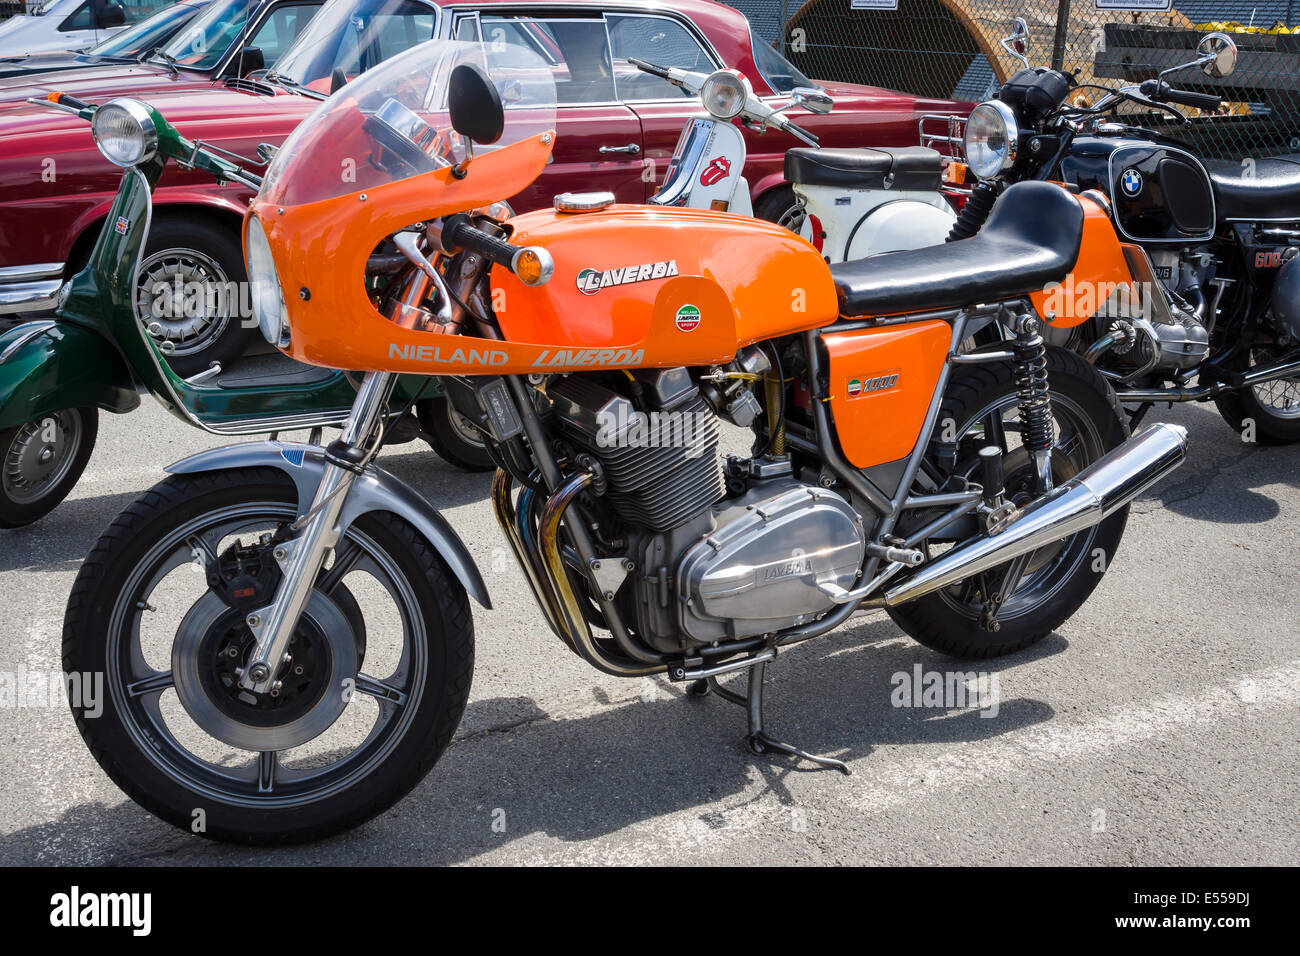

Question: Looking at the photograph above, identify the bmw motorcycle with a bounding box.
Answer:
[62,39,1188,844]
[938,20,1300,443]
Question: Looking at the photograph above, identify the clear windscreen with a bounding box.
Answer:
[259,38,556,207]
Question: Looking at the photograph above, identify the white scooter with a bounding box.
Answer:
[631,59,956,261]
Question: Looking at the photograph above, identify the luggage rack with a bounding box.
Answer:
[920,113,973,196]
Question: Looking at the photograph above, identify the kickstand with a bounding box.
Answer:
[689,661,850,775]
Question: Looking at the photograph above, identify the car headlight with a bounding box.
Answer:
[90,98,158,168]
[963,100,1019,180]
[245,216,289,348]
[700,70,748,120]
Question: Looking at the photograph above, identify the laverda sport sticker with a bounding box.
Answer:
[675,304,701,332]
[576,260,678,295]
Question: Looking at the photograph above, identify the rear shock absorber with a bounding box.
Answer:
[1012,313,1055,493]
[946,179,1005,243]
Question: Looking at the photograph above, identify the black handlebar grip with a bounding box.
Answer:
[628,57,670,79]
[442,215,520,272]
[1143,80,1221,112]
[49,91,90,110]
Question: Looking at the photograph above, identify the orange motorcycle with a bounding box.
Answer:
[63,40,1188,844]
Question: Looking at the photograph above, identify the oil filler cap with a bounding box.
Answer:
[554,191,615,213]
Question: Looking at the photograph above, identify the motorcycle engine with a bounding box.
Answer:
[1104,248,1212,373]
[547,369,866,654]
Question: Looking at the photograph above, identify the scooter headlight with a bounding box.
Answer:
[963,100,1019,180]
[245,215,289,348]
[91,98,158,168]
[700,70,748,120]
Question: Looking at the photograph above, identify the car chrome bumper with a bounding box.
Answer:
[0,263,65,314]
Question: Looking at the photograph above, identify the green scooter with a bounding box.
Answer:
[0,92,490,528]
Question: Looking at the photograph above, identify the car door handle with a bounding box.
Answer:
[599,144,641,155]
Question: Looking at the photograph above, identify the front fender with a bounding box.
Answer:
[165,440,492,609]
[0,320,139,430]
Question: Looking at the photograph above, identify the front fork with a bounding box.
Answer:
[238,370,397,692]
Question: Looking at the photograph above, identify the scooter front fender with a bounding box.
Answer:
[165,441,491,609]
[0,320,139,430]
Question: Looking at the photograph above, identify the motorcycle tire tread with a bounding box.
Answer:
[62,467,475,845]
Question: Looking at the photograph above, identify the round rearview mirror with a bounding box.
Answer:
[792,87,833,115]
[448,63,504,146]
[1011,17,1030,55]
[1198,31,1238,79]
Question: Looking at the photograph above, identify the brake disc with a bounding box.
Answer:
[171,590,358,752]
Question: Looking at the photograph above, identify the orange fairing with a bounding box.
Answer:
[254,181,840,373]
[1031,194,1136,330]
[823,321,951,470]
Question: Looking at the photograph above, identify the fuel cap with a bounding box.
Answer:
[554,191,616,213]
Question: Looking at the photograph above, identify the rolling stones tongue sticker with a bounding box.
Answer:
[674,304,701,332]
[700,156,732,187]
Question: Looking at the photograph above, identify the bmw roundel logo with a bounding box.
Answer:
[1120,168,1144,197]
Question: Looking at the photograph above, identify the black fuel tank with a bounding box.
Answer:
[1060,137,1215,244]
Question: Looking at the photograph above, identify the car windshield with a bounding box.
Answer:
[272,0,437,91]
[750,28,817,94]
[261,38,556,207]
[153,0,252,70]
[88,2,202,58]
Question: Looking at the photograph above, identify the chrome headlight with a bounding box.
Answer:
[245,216,288,348]
[963,100,1019,180]
[700,70,748,120]
[90,98,159,168]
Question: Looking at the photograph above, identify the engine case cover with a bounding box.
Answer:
[676,480,865,644]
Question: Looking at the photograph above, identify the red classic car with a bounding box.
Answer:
[0,0,967,373]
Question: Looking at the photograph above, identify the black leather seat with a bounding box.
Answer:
[1202,154,1300,223]
[829,180,1083,317]
[786,146,943,191]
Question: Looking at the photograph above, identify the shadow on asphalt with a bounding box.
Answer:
[0,619,1066,865]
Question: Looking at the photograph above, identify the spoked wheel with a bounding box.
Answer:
[888,348,1130,659]
[0,407,97,528]
[133,220,255,378]
[63,468,473,844]
[1214,347,1300,445]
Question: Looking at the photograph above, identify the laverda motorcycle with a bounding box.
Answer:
[0,92,490,528]
[937,20,1300,444]
[62,39,1188,844]
[634,58,957,260]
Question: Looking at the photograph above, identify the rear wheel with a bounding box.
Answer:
[754,185,814,242]
[419,396,494,472]
[63,468,474,844]
[887,348,1130,659]
[1213,347,1300,445]
[0,407,97,528]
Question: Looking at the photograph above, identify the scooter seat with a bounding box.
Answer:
[1202,154,1300,223]
[785,146,943,191]
[829,181,1083,317]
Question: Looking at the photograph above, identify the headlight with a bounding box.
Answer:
[963,100,1019,180]
[700,70,748,120]
[245,216,289,348]
[90,98,158,168]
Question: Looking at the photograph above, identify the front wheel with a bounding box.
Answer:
[63,467,474,844]
[0,407,97,528]
[887,348,1130,659]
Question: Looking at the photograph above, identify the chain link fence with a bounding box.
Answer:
[728,0,1300,161]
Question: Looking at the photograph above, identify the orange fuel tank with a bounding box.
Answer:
[489,204,840,371]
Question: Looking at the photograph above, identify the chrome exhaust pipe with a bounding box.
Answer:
[884,422,1188,606]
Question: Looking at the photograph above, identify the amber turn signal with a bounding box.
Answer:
[512,247,554,287]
